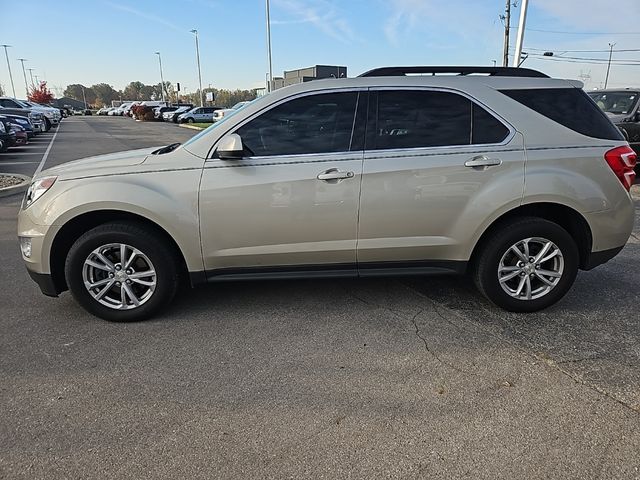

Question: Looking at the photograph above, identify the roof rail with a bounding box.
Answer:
[358,66,549,78]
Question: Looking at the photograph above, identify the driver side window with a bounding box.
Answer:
[235,91,359,157]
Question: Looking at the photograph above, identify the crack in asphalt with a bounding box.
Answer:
[348,288,474,376]
[398,280,640,415]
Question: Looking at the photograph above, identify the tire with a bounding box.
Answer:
[0,140,7,153]
[43,118,51,131]
[473,217,579,312]
[187,117,194,123]
[65,222,180,322]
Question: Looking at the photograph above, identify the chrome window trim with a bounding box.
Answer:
[206,87,368,161]
[367,85,517,151]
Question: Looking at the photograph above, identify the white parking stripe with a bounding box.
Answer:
[0,161,40,165]
[34,126,61,176]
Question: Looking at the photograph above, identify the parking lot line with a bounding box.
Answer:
[0,161,40,165]
[34,126,61,176]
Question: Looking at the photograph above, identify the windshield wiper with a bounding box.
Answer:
[152,143,181,155]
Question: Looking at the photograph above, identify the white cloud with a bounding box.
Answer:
[272,0,356,43]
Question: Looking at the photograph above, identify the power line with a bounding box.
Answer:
[527,28,640,35]
[526,47,640,53]
[529,55,640,66]
[528,52,640,63]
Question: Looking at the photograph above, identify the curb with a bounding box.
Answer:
[178,124,206,131]
[0,174,31,199]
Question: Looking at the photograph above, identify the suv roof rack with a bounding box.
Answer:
[358,66,549,78]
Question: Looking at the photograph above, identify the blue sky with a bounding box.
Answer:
[1,0,639,98]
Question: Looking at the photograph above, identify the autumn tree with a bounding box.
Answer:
[28,81,55,104]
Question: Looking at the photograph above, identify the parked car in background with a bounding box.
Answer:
[212,101,252,122]
[0,101,46,133]
[20,100,61,129]
[97,107,111,115]
[164,105,194,123]
[588,89,640,173]
[113,102,134,116]
[10,123,28,146]
[0,115,17,152]
[178,106,221,123]
[154,106,178,120]
[17,66,636,321]
[1,113,36,138]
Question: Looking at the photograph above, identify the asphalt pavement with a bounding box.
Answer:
[1,117,639,479]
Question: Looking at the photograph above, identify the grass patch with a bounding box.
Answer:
[189,123,212,129]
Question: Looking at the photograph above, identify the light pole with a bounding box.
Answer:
[265,0,274,92]
[1,45,16,97]
[604,42,616,89]
[81,86,87,109]
[190,29,204,107]
[154,52,166,103]
[512,0,529,68]
[17,58,28,97]
[27,68,35,90]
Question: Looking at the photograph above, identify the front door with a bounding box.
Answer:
[199,90,366,277]
[357,88,526,272]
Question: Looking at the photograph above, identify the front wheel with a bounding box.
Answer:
[187,117,194,123]
[65,222,180,322]
[473,217,579,312]
[43,118,51,131]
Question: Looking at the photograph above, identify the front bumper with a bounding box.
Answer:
[27,269,59,297]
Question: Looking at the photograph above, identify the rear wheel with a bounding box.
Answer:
[65,222,180,322]
[473,217,579,312]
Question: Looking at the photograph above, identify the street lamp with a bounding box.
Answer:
[154,52,166,103]
[190,29,204,107]
[265,0,274,92]
[17,58,28,97]
[27,68,35,90]
[1,45,16,97]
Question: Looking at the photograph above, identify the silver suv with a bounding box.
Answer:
[17,66,637,322]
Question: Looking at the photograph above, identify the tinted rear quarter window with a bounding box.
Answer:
[500,87,624,141]
[371,90,471,150]
[472,104,510,144]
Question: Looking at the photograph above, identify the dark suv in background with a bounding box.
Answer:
[588,89,640,173]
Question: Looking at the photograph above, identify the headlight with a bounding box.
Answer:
[23,176,57,209]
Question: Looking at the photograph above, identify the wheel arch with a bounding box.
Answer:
[49,210,190,294]
[470,202,593,270]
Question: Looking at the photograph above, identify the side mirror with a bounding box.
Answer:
[216,133,244,160]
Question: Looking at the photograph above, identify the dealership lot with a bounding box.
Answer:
[1,117,640,478]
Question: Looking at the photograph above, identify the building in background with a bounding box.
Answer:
[282,65,347,88]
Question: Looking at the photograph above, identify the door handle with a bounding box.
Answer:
[464,156,502,168]
[317,169,355,181]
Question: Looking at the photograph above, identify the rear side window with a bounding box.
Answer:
[500,88,624,141]
[369,90,510,150]
[472,104,510,144]
[371,90,471,150]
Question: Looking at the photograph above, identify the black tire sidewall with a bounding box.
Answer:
[477,219,579,312]
[65,225,178,322]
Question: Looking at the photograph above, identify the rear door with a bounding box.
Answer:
[357,88,525,273]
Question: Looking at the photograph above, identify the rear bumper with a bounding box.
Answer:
[582,246,624,270]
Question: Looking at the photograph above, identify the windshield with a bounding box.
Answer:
[588,91,639,115]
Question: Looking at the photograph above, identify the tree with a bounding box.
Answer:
[122,81,145,100]
[28,81,55,104]
[91,83,120,107]
[63,84,96,105]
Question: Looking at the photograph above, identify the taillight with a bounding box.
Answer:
[604,145,637,191]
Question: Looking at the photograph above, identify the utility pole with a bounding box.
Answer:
[190,29,204,107]
[512,0,529,67]
[604,42,615,89]
[1,45,16,97]
[82,86,87,109]
[502,0,511,67]
[154,52,166,103]
[17,58,28,97]
[34,74,39,86]
[266,0,274,91]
